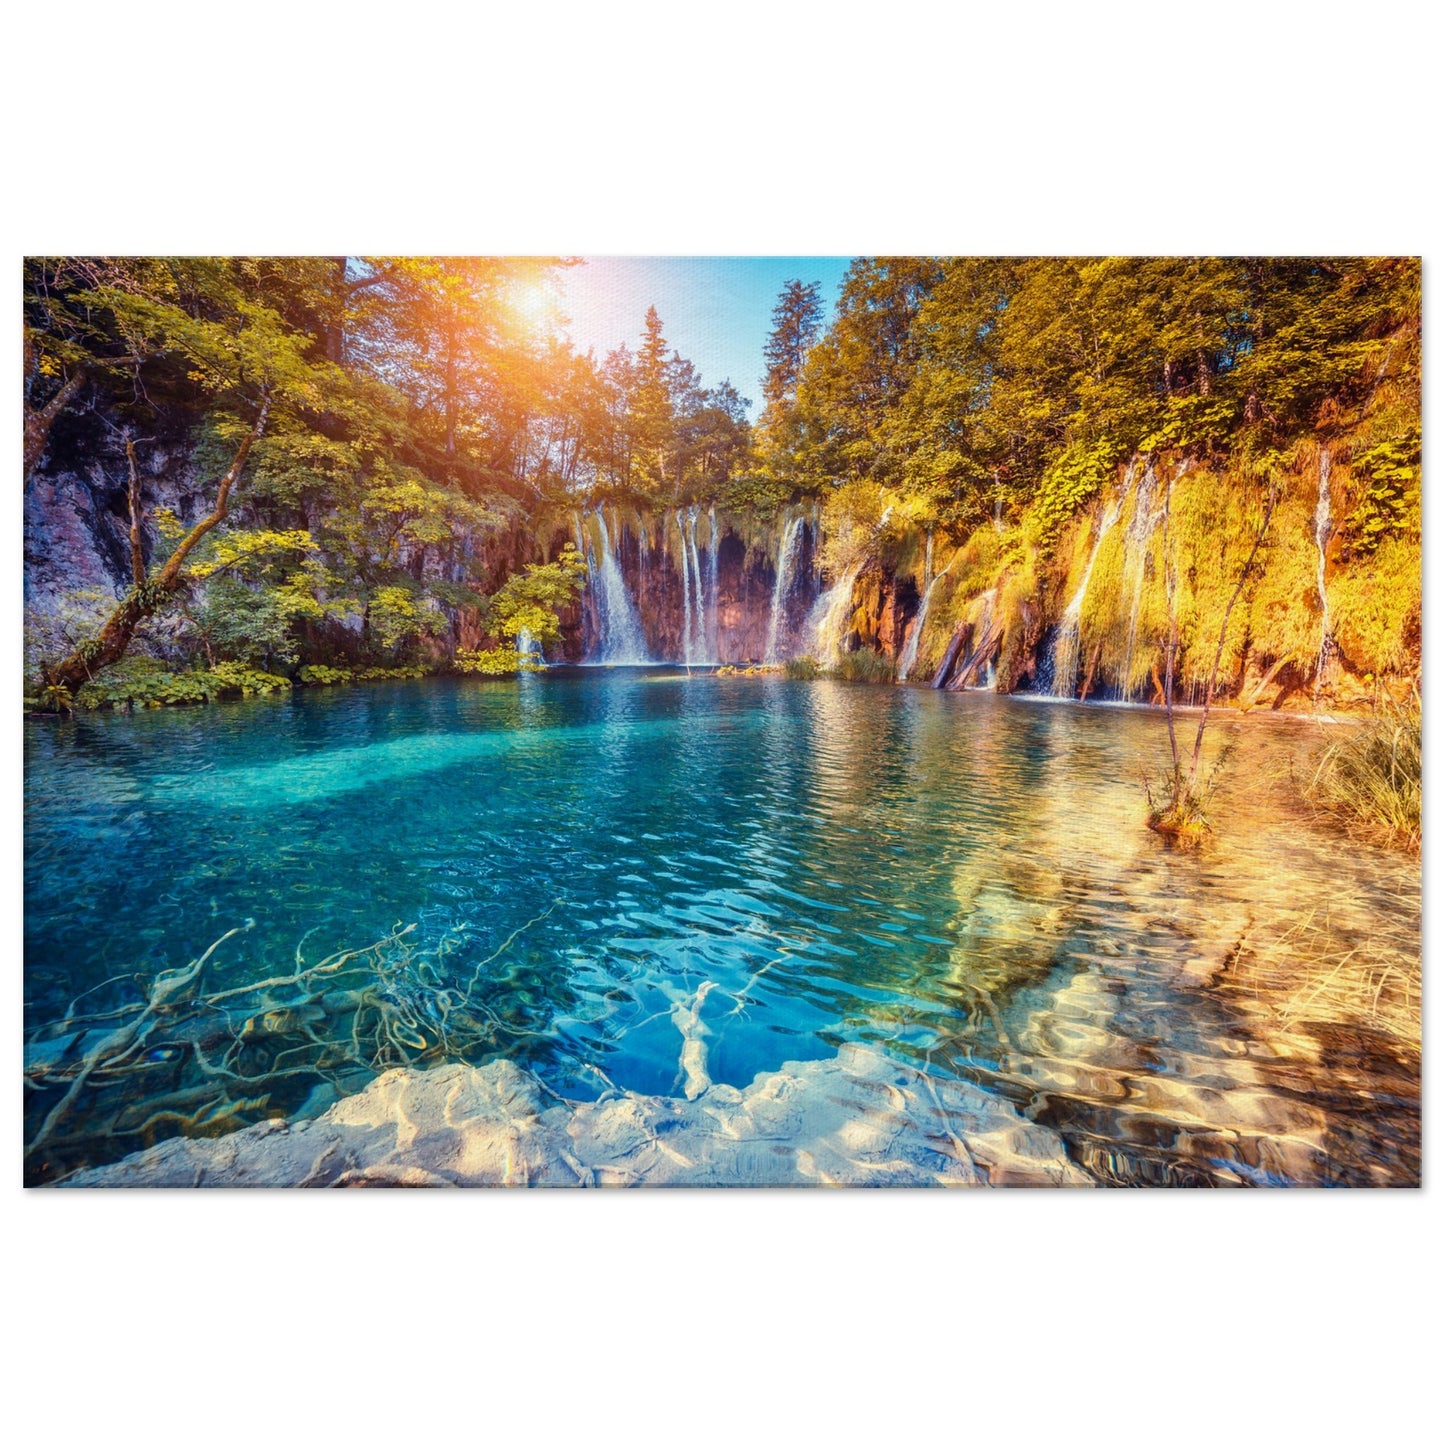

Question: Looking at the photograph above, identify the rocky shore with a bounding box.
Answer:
[60,1044,1091,1188]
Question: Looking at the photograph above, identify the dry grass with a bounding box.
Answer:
[1306,690,1421,853]
[1227,902,1420,1052]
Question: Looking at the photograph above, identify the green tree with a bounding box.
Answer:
[629,306,676,495]
[458,545,587,674]
[40,258,339,694]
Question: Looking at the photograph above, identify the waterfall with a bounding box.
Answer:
[676,506,710,665]
[1051,488,1125,698]
[587,511,651,664]
[1119,460,1160,699]
[1314,450,1333,702]
[705,505,720,658]
[515,627,544,666]
[898,543,949,683]
[686,507,707,662]
[764,513,806,662]
[896,589,930,681]
[806,565,861,668]
[677,508,695,665]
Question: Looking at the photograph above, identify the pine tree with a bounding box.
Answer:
[761,280,824,411]
[630,306,675,495]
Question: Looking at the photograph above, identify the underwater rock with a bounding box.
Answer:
[58,1045,1093,1188]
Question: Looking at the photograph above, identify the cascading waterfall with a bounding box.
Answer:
[1051,487,1126,698]
[1313,450,1333,702]
[897,533,943,682]
[807,565,862,669]
[586,510,651,664]
[677,508,695,665]
[764,513,806,663]
[705,505,720,658]
[688,507,707,661]
[676,505,710,665]
[515,627,544,666]
[1119,460,1159,699]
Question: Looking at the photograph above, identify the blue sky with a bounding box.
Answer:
[557,257,855,413]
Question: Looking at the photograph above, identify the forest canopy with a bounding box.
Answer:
[22,255,1420,702]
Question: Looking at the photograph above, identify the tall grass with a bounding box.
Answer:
[834,649,896,684]
[783,650,895,684]
[1306,689,1421,853]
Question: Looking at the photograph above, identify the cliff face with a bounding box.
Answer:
[23,413,1419,711]
[24,410,207,616]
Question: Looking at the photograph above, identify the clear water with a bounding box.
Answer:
[24,673,1421,1185]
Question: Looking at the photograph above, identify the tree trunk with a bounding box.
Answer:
[325,256,348,364]
[444,340,458,457]
[24,368,86,481]
[1238,655,1291,712]
[43,398,270,693]
[1186,480,1278,787]
[125,435,146,587]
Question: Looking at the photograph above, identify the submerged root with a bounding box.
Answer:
[25,904,564,1179]
[670,981,718,1101]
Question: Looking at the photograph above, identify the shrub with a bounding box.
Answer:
[298,664,355,686]
[75,658,291,709]
[206,663,291,696]
[456,647,539,676]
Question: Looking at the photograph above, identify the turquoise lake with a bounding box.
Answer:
[23,671,1421,1185]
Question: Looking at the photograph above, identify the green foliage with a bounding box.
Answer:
[28,682,75,714]
[298,664,355,685]
[296,664,426,686]
[1028,441,1118,546]
[75,657,292,709]
[820,480,894,578]
[455,647,540,676]
[779,649,892,683]
[368,584,446,653]
[482,544,587,645]
[186,528,317,581]
[1331,533,1420,676]
[718,465,801,515]
[24,588,117,683]
[206,662,292,695]
[181,577,299,667]
[22,254,1423,711]
[1342,429,1420,556]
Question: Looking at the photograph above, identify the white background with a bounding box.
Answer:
[3,4,1439,1441]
